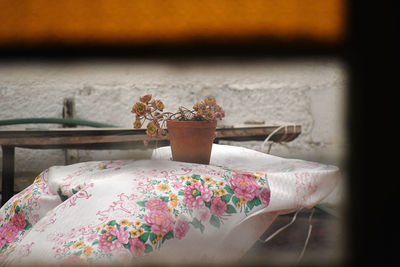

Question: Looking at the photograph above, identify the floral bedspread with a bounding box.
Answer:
[0,145,339,266]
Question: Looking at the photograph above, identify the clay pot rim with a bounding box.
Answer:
[167,120,217,128]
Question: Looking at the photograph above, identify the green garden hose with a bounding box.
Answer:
[0,118,119,128]
[315,203,339,217]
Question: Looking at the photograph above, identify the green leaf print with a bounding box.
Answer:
[149,232,158,243]
[191,218,205,233]
[14,205,21,213]
[224,185,234,194]
[139,232,150,243]
[247,196,261,210]
[145,244,153,253]
[209,215,221,228]
[24,221,32,230]
[0,245,9,252]
[191,174,201,180]
[253,196,262,207]
[137,200,147,207]
[57,188,69,202]
[221,194,232,203]
[107,220,117,226]
[160,196,169,202]
[232,195,240,206]
[162,230,174,243]
[226,204,237,214]
[141,224,151,232]
[247,200,254,209]
[190,217,201,228]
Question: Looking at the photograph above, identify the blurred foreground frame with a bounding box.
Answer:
[0,0,345,59]
[0,0,376,266]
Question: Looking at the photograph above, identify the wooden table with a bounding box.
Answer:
[0,125,301,205]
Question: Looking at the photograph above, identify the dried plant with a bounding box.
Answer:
[131,94,225,137]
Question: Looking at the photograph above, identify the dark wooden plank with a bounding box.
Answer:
[0,125,301,148]
[0,134,167,146]
[10,140,171,150]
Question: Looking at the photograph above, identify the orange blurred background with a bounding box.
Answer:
[0,0,345,45]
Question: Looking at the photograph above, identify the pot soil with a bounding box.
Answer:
[166,120,217,164]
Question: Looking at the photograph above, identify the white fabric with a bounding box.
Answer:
[0,145,339,265]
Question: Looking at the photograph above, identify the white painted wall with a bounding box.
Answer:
[0,59,347,180]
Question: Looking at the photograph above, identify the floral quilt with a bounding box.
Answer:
[0,145,339,266]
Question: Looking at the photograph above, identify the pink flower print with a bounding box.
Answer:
[174,219,190,240]
[16,242,34,257]
[98,227,129,252]
[145,198,168,211]
[88,233,97,242]
[260,188,271,206]
[210,197,227,217]
[144,210,174,235]
[198,208,211,222]
[12,211,27,230]
[0,222,19,246]
[229,172,260,201]
[183,183,213,209]
[55,246,70,256]
[171,181,183,189]
[129,237,146,256]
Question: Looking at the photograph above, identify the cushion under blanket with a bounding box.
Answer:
[152,144,339,212]
[0,145,339,266]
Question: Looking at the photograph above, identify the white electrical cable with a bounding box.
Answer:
[259,209,302,243]
[261,123,297,154]
[296,208,315,265]
[258,208,315,265]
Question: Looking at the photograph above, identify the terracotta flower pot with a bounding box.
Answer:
[166,120,217,165]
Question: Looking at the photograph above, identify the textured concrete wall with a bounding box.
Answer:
[0,59,347,178]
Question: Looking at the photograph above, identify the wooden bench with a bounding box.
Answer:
[0,125,301,205]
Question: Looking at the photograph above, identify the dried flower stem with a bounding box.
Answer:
[131,94,225,137]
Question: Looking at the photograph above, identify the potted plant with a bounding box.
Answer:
[131,94,225,164]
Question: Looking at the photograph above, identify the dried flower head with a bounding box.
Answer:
[140,94,152,103]
[133,117,142,129]
[192,97,225,122]
[204,110,216,121]
[204,97,216,105]
[132,102,148,116]
[146,121,158,136]
[196,109,203,117]
[154,100,165,111]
